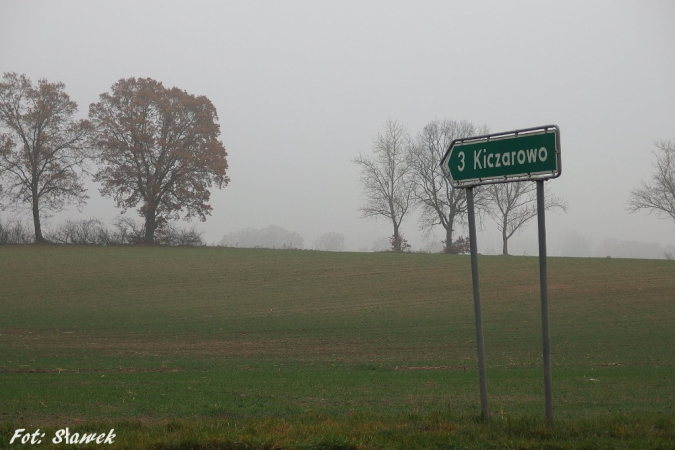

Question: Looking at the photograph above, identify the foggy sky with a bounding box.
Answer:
[1,0,674,256]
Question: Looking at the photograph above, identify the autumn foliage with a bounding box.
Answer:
[0,72,91,242]
[89,77,229,244]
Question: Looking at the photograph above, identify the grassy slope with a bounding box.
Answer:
[0,245,673,448]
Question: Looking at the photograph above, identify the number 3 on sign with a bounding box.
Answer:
[458,151,465,171]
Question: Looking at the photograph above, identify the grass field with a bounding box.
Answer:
[0,245,673,449]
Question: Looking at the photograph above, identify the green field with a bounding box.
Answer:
[0,245,673,449]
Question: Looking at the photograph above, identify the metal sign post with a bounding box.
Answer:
[467,187,489,420]
[537,180,554,425]
[440,125,561,425]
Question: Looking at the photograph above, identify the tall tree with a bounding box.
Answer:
[89,77,229,244]
[354,119,415,252]
[408,119,488,253]
[0,72,91,243]
[627,139,675,225]
[485,181,567,255]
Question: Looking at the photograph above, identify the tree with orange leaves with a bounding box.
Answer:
[89,77,229,244]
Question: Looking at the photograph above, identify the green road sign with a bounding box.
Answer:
[443,125,562,424]
[441,125,561,187]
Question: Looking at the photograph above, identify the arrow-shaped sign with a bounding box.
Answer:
[441,125,561,187]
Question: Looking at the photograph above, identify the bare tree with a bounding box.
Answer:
[45,218,108,244]
[408,119,488,253]
[628,139,675,225]
[354,119,415,252]
[0,73,91,242]
[485,181,567,255]
[155,223,205,246]
[112,216,146,245]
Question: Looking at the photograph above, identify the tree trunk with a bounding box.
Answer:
[144,206,157,244]
[444,209,456,254]
[502,217,509,256]
[392,221,401,252]
[445,225,454,253]
[32,192,45,243]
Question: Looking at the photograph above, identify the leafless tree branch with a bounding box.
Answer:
[485,181,567,255]
[628,139,675,223]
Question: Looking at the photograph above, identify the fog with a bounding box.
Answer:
[1,1,674,256]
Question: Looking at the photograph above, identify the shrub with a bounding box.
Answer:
[0,216,34,244]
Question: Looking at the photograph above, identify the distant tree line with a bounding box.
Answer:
[219,228,350,252]
[0,73,229,245]
[220,225,304,250]
[0,215,205,246]
[5,72,670,254]
[357,119,675,256]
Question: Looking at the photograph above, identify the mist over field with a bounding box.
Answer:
[1,1,674,257]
